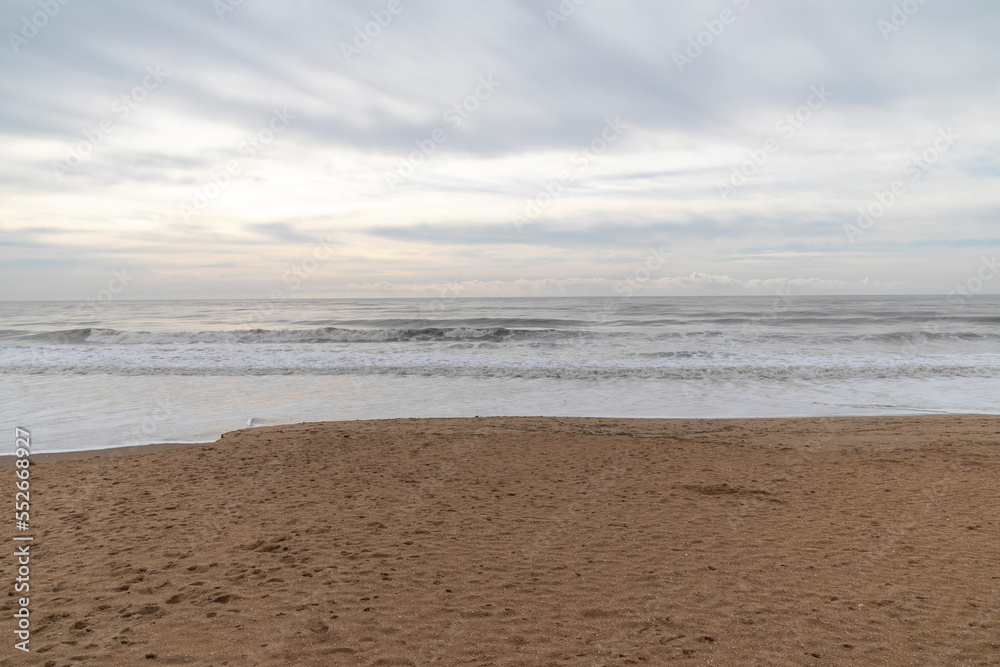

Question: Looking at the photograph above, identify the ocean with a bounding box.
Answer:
[2,295,998,453]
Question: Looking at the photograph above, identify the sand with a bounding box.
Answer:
[3,415,999,666]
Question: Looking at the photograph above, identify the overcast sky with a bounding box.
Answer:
[1,0,997,300]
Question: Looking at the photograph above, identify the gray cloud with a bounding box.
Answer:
[1,0,998,298]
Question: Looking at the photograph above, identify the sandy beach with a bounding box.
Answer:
[3,415,999,666]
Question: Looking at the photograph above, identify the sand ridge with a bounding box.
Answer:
[2,416,999,665]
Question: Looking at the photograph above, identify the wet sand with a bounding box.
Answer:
[2,416,999,666]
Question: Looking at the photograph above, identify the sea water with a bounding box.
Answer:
[1,296,998,452]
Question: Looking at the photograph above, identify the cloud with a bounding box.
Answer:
[344,273,899,297]
[1,0,998,298]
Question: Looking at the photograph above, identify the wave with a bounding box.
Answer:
[853,331,1000,341]
[295,317,591,328]
[678,315,1000,325]
[5,361,1000,380]
[12,327,1000,346]
[18,327,585,345]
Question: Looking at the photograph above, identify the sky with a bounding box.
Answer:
[0,0,998,300]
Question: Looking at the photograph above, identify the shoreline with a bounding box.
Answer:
[3,440,214,464]
[4,412,997,464]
